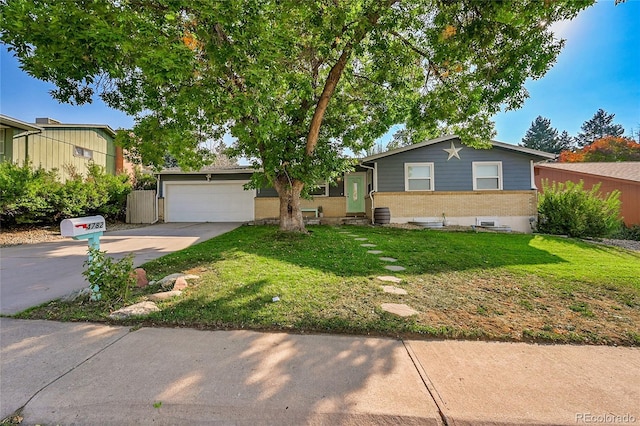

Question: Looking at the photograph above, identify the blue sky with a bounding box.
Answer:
[1,1,638,146]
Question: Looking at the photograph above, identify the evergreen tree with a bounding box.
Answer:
[520,116,564,154]
[576,109,625,147]
[557,130,575,151]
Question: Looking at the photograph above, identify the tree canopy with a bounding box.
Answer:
[576,109,625,147]
[559,136,640,162]
[0,0,594,231]
[520,115,570,154]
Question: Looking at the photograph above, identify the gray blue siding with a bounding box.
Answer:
[367,139,535,192]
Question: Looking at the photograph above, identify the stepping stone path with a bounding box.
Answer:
[347,234,359,237]
[347,232,418,318]
[385,265,406,272]
[376,275,402,284]
[381,303,418,317]
[382,286,407,295]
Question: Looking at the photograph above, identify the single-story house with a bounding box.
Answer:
[535,162,640,226]
[1,115,126,180]
[156,135,555,233]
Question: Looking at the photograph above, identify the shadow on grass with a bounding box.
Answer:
[141,225,569,279]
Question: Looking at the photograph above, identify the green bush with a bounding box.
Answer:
[0,161,62,224]
[83,248,136,304]
[537,180,622,238]
[612,224,640,241]
[0,161,132,226]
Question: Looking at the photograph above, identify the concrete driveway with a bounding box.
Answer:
[0,223,241,315]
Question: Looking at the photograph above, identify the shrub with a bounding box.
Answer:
[537,180,621,238]
[0,161,62,225]
[0,161,132,226]
[612,224,640,241]
[83,248,136,305]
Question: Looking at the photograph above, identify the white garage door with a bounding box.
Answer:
[165,181,255,222]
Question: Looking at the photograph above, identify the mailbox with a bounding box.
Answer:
[61,215,106,238]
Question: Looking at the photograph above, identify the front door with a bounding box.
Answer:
[345,173,366,213]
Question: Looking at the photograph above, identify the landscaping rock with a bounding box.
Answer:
[379,257,397,262]
[376,276,402,284]
[367,250,383,254]
[148,291,182,302]
[385,265,406,272]
[157,273,200,290]
[133,268,149,288]
[172,277,189,291]
[109,301,160,319]
[381,303,418,317]
[382,286,408,295]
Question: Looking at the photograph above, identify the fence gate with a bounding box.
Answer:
[126,190,156,224]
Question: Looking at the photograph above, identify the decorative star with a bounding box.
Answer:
[443,141,463,160]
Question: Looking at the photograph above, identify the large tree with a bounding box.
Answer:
[520,115,569,154]
[576,109,625,147]
[0,0,594,231]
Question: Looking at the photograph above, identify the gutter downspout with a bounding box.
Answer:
[359,163,377,224]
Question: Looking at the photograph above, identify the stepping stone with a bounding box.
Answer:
[385,265,406,272]
[148,290,183,302]
[381,303,418,317]
[367,250,383,254]
[361,244,376,247]
[348,234,359,237]
[354,238,368,241]
[379,257,397,262]
[338,231,350,234]
[382,286,408,295]
[377,276,402,283]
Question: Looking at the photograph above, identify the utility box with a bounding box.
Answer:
[60,215,106,238]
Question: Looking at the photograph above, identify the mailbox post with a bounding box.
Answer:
[60,215,106,301]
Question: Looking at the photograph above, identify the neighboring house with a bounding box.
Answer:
[0,115,125,180]
[157,135,555,233]
[535,162,640,226]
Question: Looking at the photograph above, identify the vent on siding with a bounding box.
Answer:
[476,217,499,227]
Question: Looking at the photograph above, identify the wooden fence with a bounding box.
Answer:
[126,190,157,224]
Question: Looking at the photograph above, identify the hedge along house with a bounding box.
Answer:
[359,135,555,233]
[157,135,555,232]
[3,116,124,180]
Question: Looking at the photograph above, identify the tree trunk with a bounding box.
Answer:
[274,178,306,233]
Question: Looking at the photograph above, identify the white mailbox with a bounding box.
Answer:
[61,215,106,238]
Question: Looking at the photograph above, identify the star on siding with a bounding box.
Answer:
[443,141,463,160]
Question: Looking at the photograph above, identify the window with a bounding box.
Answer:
[308,181,329,196]
[405,163,434,191]
[473,162,503,190]
[73,146,93,159]
[0,129,5,154]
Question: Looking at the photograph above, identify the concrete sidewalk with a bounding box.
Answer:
[1,318,639,425]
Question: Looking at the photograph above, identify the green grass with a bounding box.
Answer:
[16,225,640,345]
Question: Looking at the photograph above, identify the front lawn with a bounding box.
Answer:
[17,225,640,345]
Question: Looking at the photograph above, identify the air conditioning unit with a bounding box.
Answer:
[476,217,499,227]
